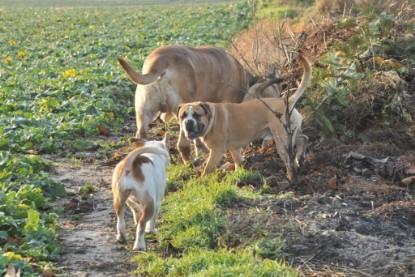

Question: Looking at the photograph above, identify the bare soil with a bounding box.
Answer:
[48,155,135,277]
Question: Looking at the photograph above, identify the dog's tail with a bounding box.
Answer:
[124,146,170,170]
[288,54,312,110]
[117,58,162,85]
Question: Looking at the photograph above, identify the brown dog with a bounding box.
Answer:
[177,55,311,180]
[118,45,253,140]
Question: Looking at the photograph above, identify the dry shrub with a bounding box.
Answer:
[314,0,415,20]
[314,0,355,15]
[229,18,310,81]
[229,20,287,76]
[356,0,415,20]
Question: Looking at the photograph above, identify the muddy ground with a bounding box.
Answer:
[47,116,415,277]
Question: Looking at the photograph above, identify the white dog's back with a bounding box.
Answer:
[115,145,168,205]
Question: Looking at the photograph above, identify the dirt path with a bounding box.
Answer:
[48,156,136,277]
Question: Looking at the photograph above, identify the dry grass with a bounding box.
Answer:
[229,20,286,76]
[229,19,310,79]
[314,0,415,20]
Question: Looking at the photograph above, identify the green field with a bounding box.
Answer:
[0,2,253,154]
[0,1,259,275]
[0,0,236,8]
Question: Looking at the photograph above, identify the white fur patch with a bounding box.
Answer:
[181,106,198,137]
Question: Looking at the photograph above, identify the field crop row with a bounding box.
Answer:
[0,2,253,154]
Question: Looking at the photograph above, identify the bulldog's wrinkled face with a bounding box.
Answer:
[178,103,210,140]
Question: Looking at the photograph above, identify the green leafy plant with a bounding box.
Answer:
[251,236,287,260]
[0,151,63,273]
[78,182,95,197]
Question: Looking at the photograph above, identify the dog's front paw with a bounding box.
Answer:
[133,244,146,252]
[145,228,158,234]
[116,234,127,243]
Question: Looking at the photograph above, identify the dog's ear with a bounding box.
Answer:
[199,103,212,118]
[130,137,147,148]
[177,104,184,117]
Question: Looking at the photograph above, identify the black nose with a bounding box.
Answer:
[186,120,194,129]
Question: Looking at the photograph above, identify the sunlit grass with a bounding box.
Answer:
[133,248,298,276]
[141,167,297,275]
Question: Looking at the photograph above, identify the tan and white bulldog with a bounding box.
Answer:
[118,45,253,140]
[112,133,170,251]
[177,55,311,180]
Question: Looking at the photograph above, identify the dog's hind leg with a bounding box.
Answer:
[229,149,244,170]
[269,119,293,181]
[113,190,131,243]
[145,205,159,234]
[133,199,155,251]
[295,134,308,168]
[145,191,160,234]
[126,199,142,225]
[276,142,294,182]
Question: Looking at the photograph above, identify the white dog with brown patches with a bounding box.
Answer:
[111,133,170,251]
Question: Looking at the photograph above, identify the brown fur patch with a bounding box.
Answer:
[112,160,127,189]
[113,189,130,216]
[130,138,147,148]
[141,190,155,222]
[132,155,153,182]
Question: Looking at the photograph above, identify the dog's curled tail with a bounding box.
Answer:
[288,54,312,110]
[124,146,170,170]
[117,58,161,85]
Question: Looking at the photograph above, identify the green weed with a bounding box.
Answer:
[251,236,287,260]
[70,156,83,169]
[78,182,95,197]
[256,0,311,20]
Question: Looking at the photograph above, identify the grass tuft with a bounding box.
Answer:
[133,248,298,276]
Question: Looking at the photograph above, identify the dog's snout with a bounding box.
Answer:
[185,120,194,129]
